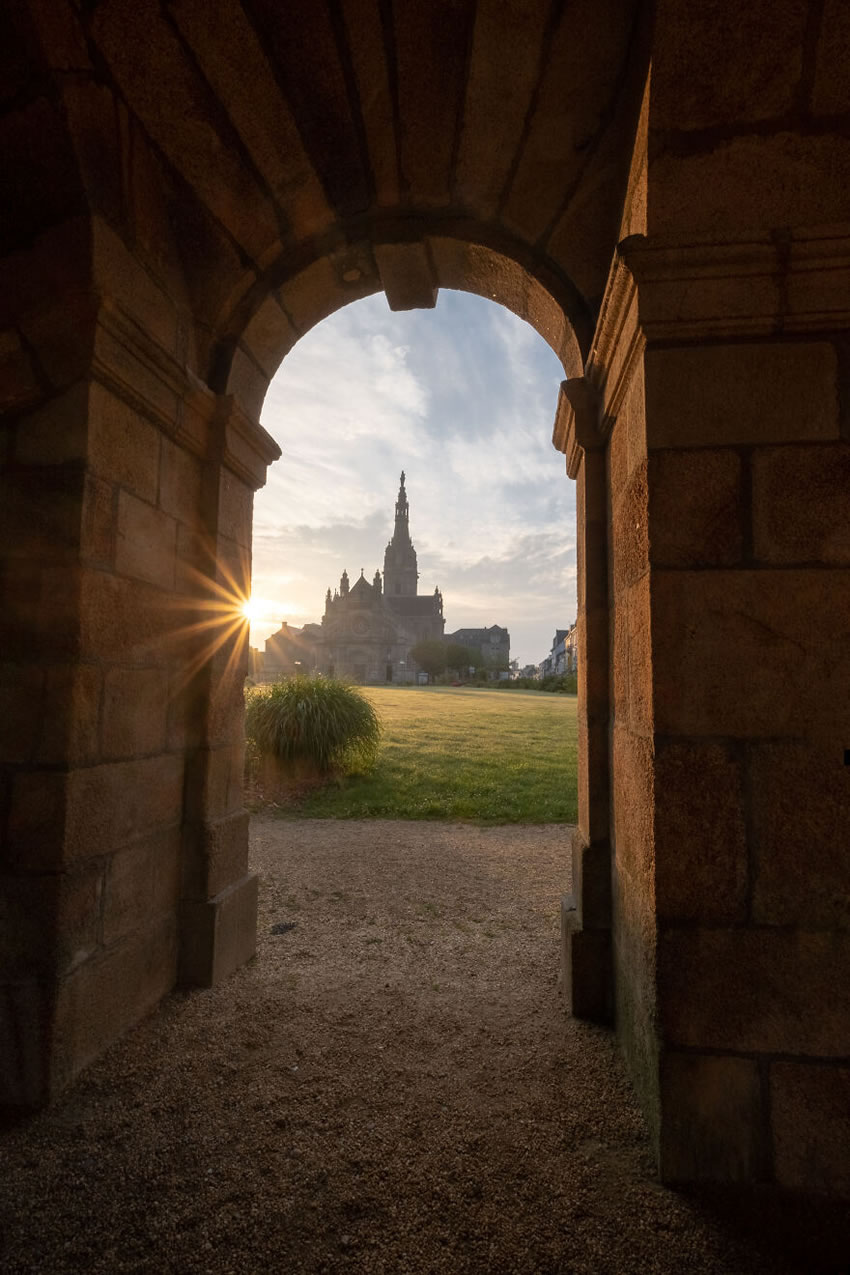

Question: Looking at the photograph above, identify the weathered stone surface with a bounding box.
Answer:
[92,0,280,264]
[64,753,184,863]
[216,471,254,549]
[570,828,612,931]
[88,383,160,504]
[658,927,850,1056]
[750,741,850,930]
[101,666,169,759]
[647,133,850,239]
[79,569,173,663]
[238,294,298,382]
[0,865,102,977]
[650,0,807,130]
[560,895,612,1022]
[812,0,850,117]
[167,0,332,236]
[502,0,629,242]
[772,1062,850,1197]
[81,472,115,567]
[375,241,437,311]
[183,742,245,823]
[7,769,67,871]
[659,1053,764,1184]
[223,346,269,424]
[654,739,748,924]
[651,569,850,738]
[157,438,202,528]
[37,663,101,766]
[648,449,743,567]
[12,383,87,465]
[752,443,850,564]
[611,459,648,592]
[115,490,177,590]
[91,218,178,352]
[0,664,44,765]
[611,870,659,1144]
[179,871,258,988]
[51,916,178,1096]
[611,725,654,886]
[182,810,250,901]
[610,576,652,738]
[339,0,399,209]
[645,343,839,448]
[0,465,85,562]
[393,0,475,208]
[455,0,550,217]
[102,829,180,947]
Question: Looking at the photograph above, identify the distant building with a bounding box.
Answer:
[264,620,322,677]
[540,624,577,678]
[263,474,510,684]
[314,473,446,683]
[444,625,510,671]
[247,646,265,680]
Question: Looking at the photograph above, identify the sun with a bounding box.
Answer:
[240,597,259,622]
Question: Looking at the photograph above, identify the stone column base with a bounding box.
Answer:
[179,872,258,988]
[560,894,613,1022]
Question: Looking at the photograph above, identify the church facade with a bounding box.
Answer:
[266,474,452,684]
[319,473,445,683]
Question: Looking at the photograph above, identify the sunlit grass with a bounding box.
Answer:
[266,686,577,823]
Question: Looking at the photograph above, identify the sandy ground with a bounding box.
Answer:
[0,818,846,1274]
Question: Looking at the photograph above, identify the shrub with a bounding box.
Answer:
[245,676,382,776]
[497,673,577,694]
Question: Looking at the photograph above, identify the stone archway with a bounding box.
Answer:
[2,0,849,1199]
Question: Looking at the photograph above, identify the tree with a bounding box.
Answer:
[409,639,447,683]
[444,642,475,678]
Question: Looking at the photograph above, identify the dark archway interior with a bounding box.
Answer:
[1,0,849,1201]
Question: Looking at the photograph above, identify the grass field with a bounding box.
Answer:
[265,685,578,823]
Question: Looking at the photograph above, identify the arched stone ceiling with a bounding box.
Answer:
[3,0,647,388]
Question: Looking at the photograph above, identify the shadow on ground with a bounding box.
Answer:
[1,818,847,1274]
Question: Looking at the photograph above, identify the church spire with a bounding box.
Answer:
[394,471,409,537]
[383,471,419,597]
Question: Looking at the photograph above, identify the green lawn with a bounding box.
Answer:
[270,685,577,823]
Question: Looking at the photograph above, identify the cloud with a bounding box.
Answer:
[251,291,577,665]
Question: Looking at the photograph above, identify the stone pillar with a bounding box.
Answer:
[553,378,612,1022]
[178,396,280,986]
[0,278,279,1105]
[625,231,850,1190]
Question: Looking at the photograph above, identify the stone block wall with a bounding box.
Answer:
[607,359,658,1131]
[0,217,279,1101]
[560,221,850,1193]
[645,323,850,1189]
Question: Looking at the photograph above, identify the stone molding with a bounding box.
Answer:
[574,224,850,448]
[92,300,280,491]
[622,225,850,343]
[585,248,644,433]
[552,378,605,479]
[217,395,281,491]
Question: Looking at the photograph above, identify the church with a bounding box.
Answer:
[265,473,477,684]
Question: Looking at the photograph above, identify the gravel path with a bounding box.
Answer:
[0,818,841,1273]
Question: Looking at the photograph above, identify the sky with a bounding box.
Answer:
[249,289,577,668]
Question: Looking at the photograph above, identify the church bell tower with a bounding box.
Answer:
[383,471,419,597]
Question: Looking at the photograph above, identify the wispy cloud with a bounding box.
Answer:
[252,291,576,665]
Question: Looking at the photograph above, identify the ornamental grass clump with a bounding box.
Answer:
[245,676,382,787]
